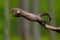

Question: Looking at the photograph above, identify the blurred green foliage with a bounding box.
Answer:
[0,0,60,40]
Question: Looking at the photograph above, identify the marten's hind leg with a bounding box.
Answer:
[40,13,51,21]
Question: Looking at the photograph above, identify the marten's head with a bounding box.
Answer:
[11,8,21,17]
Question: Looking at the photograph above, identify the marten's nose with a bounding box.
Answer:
[10,8,16,14]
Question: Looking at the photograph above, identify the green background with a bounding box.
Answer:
[0,0,60,40]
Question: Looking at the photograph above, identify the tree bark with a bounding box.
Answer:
[48,0,55,40]
[4,0,9,40]
[17,0,30,40]
[31,0,40,40]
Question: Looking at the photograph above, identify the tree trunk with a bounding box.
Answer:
[48,0,55,40]
[4,0,9,40]
[17,0,30,40]
[31,0,40,40]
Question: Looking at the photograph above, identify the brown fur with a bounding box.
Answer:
[11,8,60,33]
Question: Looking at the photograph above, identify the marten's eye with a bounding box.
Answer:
[16,10,20,13]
